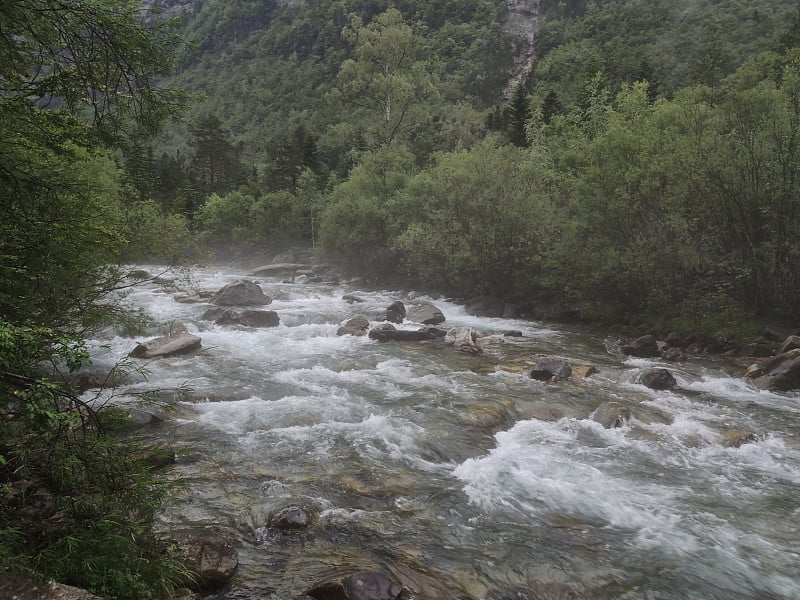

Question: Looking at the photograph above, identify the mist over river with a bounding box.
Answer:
[85,266,800,600]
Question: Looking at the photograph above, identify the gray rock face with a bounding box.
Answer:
[530,357,572,382]
[622,334,659,358]
[749,348,800,391]
[639,368,678,390]
[169,527,238,591]
[779,335,800,354]
[337,315,370,336]
[368,324,441,342]
[591,402,632,428]
[212,280,271,306]
[407,302,446,325]
[130,333,201,359]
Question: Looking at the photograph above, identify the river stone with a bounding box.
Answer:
[338,315,370,336]
[444,327,482,354]
[214,309,280,328]
[385,301,406,323]
[503,330,523,337]
[591,402,631,428]
[343,572,403,600]
[486,580,580,600]
[464,295,506,318]
[750,348,800,391]
[130,333,201,359]
[170,527,238,591]
[621,334,659,358]
[368,324,440,342]
[779,335,800,354]
[212,280,271,306]
[571,364,598,378]
[530,357,572,382]
[660,347,687,361]
[343,294,366,303]
[251,263,306,277]
[0,572,103,600]
[639,368,678,390]
[407,302,446,325]
[268,505,314,530]
[721,430,757,448]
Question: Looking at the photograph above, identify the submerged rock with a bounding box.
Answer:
[169,527,238,591]
[486,580,581,600]
[268,505,315,531]
[212,280,271,306]
[591,402,632,428]
[305,572,403,600]
[721,430,758,448]
[368,324,440,342]
[343,294,366,304]
[130,333,201,359]
[214,309,280,328]
[530,357,572,382]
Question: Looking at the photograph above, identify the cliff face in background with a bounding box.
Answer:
[503,0,540,97]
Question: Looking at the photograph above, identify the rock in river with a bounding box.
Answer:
[530,357,572,382]
[368,324,440,342]
[130,333,201,359]
[407,301,446,325]
[338,315,370,336]
[591,402,632,428]
[639,368,678,390]
[305,571,403,600]
[268,505,314,531]
[212,280,271,306]
[169,527,238,591]
[748,348,800,391]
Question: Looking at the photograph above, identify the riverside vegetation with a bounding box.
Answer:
[1,0,799,598]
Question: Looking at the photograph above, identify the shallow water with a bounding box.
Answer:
[85,266,800,600]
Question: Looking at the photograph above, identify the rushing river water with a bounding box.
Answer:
[85,266,800,600]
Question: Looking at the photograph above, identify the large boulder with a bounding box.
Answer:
[385,301,406,324]
[407,302,446,325]
[621,334,659,358]
[212,309,280,328]
[778,335,800,354]
[591,402,631,428]
[748,348,800,391]
[169,527,238,591]
[368,324,440,342]
[212,280,271,306]
[0,572,103,600]
[639,368,678,390]
[464,295,506,318]
[530,357,572,382]
[337,315,370,336]
[444,327,482,354]
[130,333,201,359]
[251,263,307,277]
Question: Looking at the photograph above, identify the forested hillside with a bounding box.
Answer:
[131,0,799,334]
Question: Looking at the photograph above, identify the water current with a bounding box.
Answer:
[85,266,800,600]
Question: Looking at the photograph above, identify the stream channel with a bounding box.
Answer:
[85,266,800,600]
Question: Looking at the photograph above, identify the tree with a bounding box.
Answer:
[334,8,439,147]
[188,114,245,197]
[0,1,189,596]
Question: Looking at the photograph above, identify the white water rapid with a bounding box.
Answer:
[84,266,800,600]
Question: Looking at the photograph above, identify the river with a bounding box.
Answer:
[85,265,800,600]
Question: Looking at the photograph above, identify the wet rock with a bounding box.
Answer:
[464,295,507,318]
[750,348,800,391]
[267,505,314,531]
[169,527,238,591]
[739,341,775,357]
[503,330,523,337]
[368,324,440,342]
[779,335,800,354]
[343,294,366,304]
[129,409,164,427]
[660,347,687,361]
[337,315,370,336]
[306,572,402,600]
[0,571,103,600]
[524,403,565,421]
[214,309,280,328]
[530,357,572,382]
[463,400,516,431]
[385,301,406,324]
[744,363,765,378]
[664,331,685,348]
[212,280,271,306]
[130,333,201,359]
[407,302,446,325]
[721,430,758,448]
[445,327,483,354]
[591,402,631,428]
[251,263,307,277]
[571,365,598,378]
[621,334,659,358]
[295,274,309,284]
[639,368,678,390]
[486,580,581,600]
